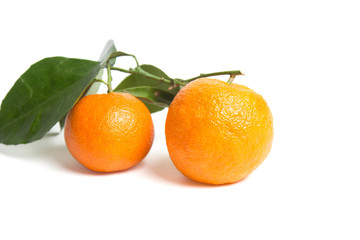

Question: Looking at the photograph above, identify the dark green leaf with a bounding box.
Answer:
[109,51,132,59]
[56,70,102,132]
[87,40,119,96]
[59,114,67,130]
[141,102,164,113]
[56,40,117,130]
[118,86,174,113]
[114,64,180,95]
[84,69,103,96]
[121,86,175,108]
[0,57,101,144]
[114,65,179,113]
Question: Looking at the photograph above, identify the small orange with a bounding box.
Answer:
[165,78,273,185]
[64,92,154,172]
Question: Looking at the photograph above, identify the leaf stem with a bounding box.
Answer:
[106,62,113,93]
[184,70,243,82]
[109,51,243,88]
[111,66,133,74]
[111,66,173,84]
[94,79,108,85]
[130,54,140,67]
[227,74,236,84]
[136,67,173,84]
[111,66,244,89]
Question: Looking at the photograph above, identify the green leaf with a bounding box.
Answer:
[99,41,135,67]
[0,57,101,145]
[109,51,132,59]
[114,64,179,113]
[114,64,180,95]
[141,102,164,113]
[99,40,117,66]
[57,40,117,130]
[121,86,175,108]
[59,114,67,130]
[84,69,103,96]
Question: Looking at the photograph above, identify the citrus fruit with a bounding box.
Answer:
[64,92,154,172]
[165,78,273,185]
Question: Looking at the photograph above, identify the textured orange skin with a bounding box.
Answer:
[64,92,154,172]
[165,78,273,185]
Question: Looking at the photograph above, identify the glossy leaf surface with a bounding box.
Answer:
[0,57,101,144]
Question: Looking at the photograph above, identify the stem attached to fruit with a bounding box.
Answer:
[182,70,243,83]
[102,53,243,95]
[227,74,237,84]
[106,62,113,93]
[111,66,243,87]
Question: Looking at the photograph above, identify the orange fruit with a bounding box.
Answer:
[64,92,154,172]
[165,78,273,185]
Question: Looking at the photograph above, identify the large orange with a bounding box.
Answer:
[165,78,273,185]
[64,92,154,172]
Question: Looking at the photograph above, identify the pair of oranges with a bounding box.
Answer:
[64,78,273,185]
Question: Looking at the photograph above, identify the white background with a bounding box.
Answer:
[1,0,359,239]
